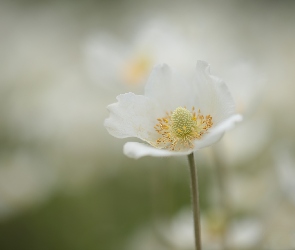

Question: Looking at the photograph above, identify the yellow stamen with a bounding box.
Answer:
[154,106,213,151]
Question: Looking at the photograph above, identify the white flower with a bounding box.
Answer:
[126,208,263,250]
[84,20,202,92]
[104,61,242,159]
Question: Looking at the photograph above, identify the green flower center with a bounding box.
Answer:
[171,107,194,138]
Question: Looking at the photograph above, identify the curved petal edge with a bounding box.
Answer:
[123,142,191,159]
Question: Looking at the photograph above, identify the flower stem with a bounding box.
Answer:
[188,152,202,250]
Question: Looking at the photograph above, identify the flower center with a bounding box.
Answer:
[154,106,213,151]
[171,107,194,138]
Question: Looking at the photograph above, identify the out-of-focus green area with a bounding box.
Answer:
[1,0,295,250]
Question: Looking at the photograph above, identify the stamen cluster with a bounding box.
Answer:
[154,107,213,151]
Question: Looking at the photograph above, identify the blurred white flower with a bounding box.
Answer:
[226,218,263,249]
[160,209,195,249]
[126,208,263,250]
[105,61,242,159]
[84,20,203,93]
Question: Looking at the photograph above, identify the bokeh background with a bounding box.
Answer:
[1,0,295,249]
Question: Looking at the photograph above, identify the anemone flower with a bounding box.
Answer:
[105,60,242,250]
[85,20,202,92]
[105,61,242,159]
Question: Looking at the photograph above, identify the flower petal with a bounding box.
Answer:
[104,92,160,142]
[124,142,190,159]
[144,64,193,112]
[192,61,236,124]
[194,114,243,150]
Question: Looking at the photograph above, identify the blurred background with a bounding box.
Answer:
[0,0,295,249]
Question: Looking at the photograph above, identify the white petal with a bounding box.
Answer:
[194,114,243,150]
[192,61,236,124]
[104,93,160,142]
[124,142,191,159]
[144,64,193,112]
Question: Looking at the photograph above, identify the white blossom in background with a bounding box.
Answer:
[105,61,242,159]
[226,218,263,249]
[84,20,204,93]
[125,208,263,250]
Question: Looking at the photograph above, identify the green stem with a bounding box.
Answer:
[188,152,202,250]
